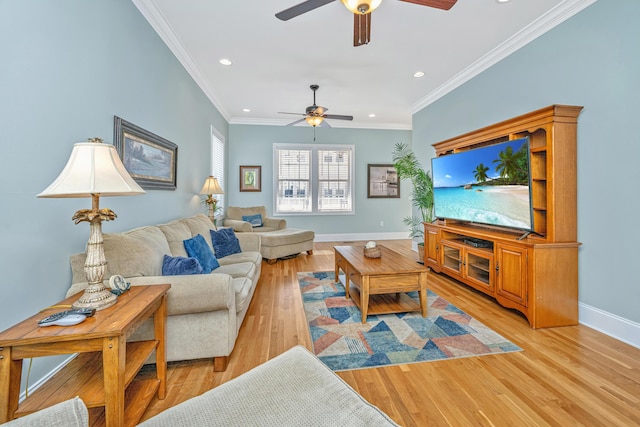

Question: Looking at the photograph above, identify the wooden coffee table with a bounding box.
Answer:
[334,245,428,323]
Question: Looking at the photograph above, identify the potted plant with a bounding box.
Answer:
[392,142,434,263]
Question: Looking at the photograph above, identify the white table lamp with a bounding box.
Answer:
[38,138,145,310]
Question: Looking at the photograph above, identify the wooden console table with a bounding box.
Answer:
[0,284,170,427]
[335,245,428,323]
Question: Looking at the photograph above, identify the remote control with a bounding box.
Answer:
[38,312,87,327]
[67,308,96,317]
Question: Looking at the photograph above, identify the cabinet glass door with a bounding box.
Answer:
[466,251,493,292]
[442,244,462,276]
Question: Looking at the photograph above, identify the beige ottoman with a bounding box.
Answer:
[255,228,314,263]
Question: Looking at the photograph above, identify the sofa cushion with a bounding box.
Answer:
[100,226,170,279]
[184,234,220,273]
[210,228,242,258]
[158,221,192,257]
[179,214,216,251]
[215,261,255,280]
[162,255,204,276]
[218,251,262,267]
[233,277,253,313]
[242,213,263,227]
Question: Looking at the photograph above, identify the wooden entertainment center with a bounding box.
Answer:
[424,105,582,328]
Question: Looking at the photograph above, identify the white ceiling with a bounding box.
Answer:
[133,0,594,130]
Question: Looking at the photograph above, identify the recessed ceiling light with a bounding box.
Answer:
[242,108,251,112]
[369,114,376,118]
[413,71,425,78]
[496,0,511,3]
[219,58,232,66]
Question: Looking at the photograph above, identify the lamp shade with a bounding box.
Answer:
[341,0,382,14]
[38,142,145,198]
[199,176,224,195]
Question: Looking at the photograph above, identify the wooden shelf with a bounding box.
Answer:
[88,378,160,427]
[16,340,157,415]
[348,285,421,317]
[469,263,490,273]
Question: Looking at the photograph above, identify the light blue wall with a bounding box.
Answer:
[412,0,640,323]
[0,0,226,387]
[228,124,412,235]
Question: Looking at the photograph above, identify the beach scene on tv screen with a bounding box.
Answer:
[432,138,532,230]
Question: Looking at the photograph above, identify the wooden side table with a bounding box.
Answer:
[0,284,170,427]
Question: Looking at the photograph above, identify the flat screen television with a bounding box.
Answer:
[431,137,533,232]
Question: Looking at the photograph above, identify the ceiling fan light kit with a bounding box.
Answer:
[276,0,457,47]
[305,116,324,127]
[341,0,382,14]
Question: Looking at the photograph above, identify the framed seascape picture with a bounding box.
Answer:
[367,164,400,198]
[114,116,178,190]
[240,165,261,192]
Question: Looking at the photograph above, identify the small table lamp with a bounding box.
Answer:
[199,176,224,228]
[38,138,145,310]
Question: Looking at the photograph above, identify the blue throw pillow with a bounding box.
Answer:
[210,228,242,258]
[183,234,220,273]
[242,213,263,227]
[162,255,204,276]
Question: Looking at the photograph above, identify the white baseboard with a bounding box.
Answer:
[314,232,409,242]
[579,303,640,349]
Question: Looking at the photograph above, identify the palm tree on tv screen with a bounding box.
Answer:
[493,145,529,185]
[473,163,490,183]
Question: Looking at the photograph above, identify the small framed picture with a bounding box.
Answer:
[114,116,178,190]
[240,165,261,192]
[367,164,400,198]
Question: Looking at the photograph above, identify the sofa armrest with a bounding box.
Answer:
[66,274,235,317]
[236,233,261,252]
[263,217,287,230]
[3,397,89,427]
[223,219,253,232]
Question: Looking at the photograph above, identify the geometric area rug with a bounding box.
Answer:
[298,271,522,371]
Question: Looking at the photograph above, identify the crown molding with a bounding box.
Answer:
[131,0,232,122]
[410,0,599,114]
[133,0,597,128]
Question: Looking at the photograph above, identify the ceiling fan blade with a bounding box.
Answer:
[320,120,332,128]
[324,114,354,121]
[275,0,336,21]
[398,0,457,10]
[286,118,307,126]
[278,112,306,116]
[353,12,371,46]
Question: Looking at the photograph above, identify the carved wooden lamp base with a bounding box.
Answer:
[71,197,118,311]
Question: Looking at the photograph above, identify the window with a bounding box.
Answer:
[210,126,225,210]
[274,144,354,215]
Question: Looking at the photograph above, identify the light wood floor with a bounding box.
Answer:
[140,240,640,426]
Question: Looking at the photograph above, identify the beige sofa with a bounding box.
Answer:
[66,214,261,371]
[5,347,398,427]
[224,205,315,262]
